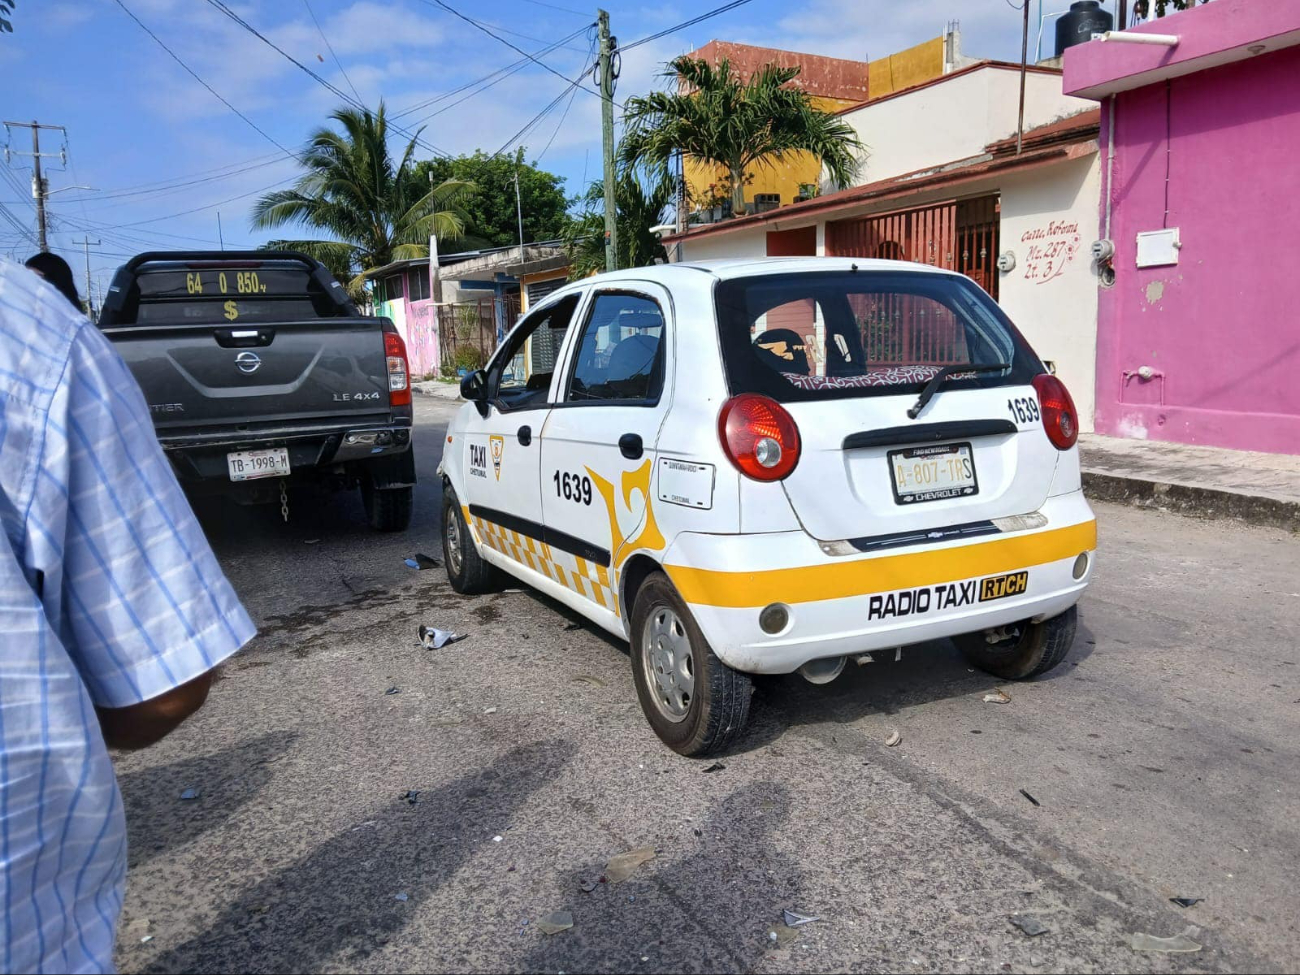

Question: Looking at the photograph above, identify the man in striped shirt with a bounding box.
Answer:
[0,259,255,973]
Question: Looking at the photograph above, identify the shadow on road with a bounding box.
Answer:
[515,781,800,974]
[141,739,574,974]
[118,731,297,871]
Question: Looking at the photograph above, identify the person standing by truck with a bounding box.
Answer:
[24,251,82,311]
[0,259,255,972]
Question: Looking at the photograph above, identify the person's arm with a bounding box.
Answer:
[34,320,255,740]
[95,672,215,750]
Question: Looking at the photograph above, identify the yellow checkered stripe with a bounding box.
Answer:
[465,508,617,613]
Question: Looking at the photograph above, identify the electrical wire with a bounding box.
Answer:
[0,203,38,246]
[621,0,760,51]
[50,151,285,203]
[118,173,298,228]
[111,0,299,161]
[535,75,582,162]
[302,0,364,105]
[517,0,589,17]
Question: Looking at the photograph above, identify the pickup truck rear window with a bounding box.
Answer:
[714,270,1041,403]
[106,263,345,326]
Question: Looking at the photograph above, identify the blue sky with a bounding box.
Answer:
[0,0,1031,297]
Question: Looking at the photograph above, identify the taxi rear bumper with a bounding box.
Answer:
[661,490,1096,675]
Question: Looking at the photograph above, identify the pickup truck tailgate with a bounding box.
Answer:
[109,319,393,430]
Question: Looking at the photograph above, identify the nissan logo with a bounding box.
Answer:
[235,351,262,374]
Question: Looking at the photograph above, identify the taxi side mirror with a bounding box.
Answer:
[460,369,489,417]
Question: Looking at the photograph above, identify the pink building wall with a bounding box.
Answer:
[1065,1,1300,454]
[404,298,440,379]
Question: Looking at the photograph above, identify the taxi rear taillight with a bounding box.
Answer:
[1033,373,1078,450]
[719,393,801,481]
[385,330,411,407]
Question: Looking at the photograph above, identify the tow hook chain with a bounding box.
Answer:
[279,477,290,522]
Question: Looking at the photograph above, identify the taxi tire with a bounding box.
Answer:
[630,573,752,757]
[442,487,501,594]
[957,604,1077,680]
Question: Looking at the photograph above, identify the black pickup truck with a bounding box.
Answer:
[98,251,416,531]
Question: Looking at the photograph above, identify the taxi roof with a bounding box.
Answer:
[578,256,955,285]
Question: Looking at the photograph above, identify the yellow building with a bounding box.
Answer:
[682,34,957,215]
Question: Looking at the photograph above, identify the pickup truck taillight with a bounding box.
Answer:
[385,331,411,407]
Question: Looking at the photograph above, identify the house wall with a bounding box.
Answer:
[841,66,1094,187]
[1067,7,1300,453]
[867,36,944,98]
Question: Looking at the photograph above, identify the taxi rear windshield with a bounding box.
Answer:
[714,270,1041,402]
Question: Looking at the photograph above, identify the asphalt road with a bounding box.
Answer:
[112,396,1300,974]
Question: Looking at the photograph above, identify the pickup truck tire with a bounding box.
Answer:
[955,604,1077,680]
[442,486,501,594]
[630,572,752,757]
[361,482,413,532]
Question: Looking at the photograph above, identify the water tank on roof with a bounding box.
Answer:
[1056,1,1113,57]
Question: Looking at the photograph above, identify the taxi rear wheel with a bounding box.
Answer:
[442,486,500,594]
[630,573,752,757]
[956,605,1077,680]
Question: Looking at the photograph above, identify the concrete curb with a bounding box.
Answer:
[1082,470,1300,533]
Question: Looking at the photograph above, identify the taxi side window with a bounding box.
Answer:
[564,292,665,405]
[490,294,580,412]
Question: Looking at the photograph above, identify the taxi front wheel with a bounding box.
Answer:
[441,486,501,594]
[955,605,1077,680]
[630,573,752,757]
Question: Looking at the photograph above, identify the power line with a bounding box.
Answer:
[492,76,586,158]
[0,203,38,246]
[118,173,298,228]
[517,0,589,16]
[111,0,299,161]
[535,80,582,162]
[59,151,285,201]
[621,0,760,51]
[301,0,364,105]
[70,157,295,209]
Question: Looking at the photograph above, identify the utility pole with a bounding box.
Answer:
[3,120,67,253]
[73,235,100,317]
[513,166,526,267]
[597,9,618,272]
[1016,0,1030,155]
[217,211,225,251]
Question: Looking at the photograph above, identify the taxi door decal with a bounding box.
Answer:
[490,435,504,480]
[586,459,666,571]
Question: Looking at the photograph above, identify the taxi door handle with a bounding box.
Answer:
[517,425,532,446]
[618,433,643,460]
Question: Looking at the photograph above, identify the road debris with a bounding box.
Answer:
[884,730,902,747]
[492,835,503,843]
[303,539,320,545]
[579,880,597,893]
[1019,789,1041,806]
[1130,932,1201,953]
[483,707,498,715]
[400,790,420,805]
[983,689,1011,704]
[385,687,400,695]
[418,625,466,650]
[782,909,819,927]
[605,847,656,883]
[179,788,200,801]
[404,552,440,570]
[537,911,573,935]
[702,762,726,773]
[564,622,583,631]
[140,935,153,944]
[394,893,409,903]
[693,828,702,837]
[573,675,606,687]
[1010,914,1050,937]
[1170,897,1203,908]
[766,923,799,947]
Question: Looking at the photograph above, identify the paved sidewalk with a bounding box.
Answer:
[1080,433,1300,531]
[412,379,462,401]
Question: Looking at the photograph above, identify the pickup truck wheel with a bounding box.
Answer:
[361,482,413,532]
[630,573,752,757]
[441,487,501,594]
[955,605,1077,680]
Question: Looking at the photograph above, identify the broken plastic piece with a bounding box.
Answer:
[702,762,726,773]
[1170,897,1203,908]
[573,675,606,687]
[782,910,819,927]
[385,687,400,695]
[179,788,200,801]
[884,730,902,747]
[401,790,420,805]
[983,689,1011,704]
[483,707,497,715]
[418,625,466,650]
[766,923,799,947]
[303,539,320,545]
[1010,914,1049,937]
[404,552,440,570]
[140,935,154,944]
[579,880,597,893]
[1019,788,1041,806]
[394,893,409,902]
[492,835,503,843]
[605,847,656,883]
[537,910,573,935]
[563,622,583,631]
[1130,932,1201,953]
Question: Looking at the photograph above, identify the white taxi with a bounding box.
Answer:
[439,258,1096,756]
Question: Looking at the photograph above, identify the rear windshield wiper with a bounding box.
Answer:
[907,363,1010,419]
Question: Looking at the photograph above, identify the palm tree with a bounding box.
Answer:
[564,167,676,278]
[619,56,864,217]
[252,102,473,295]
